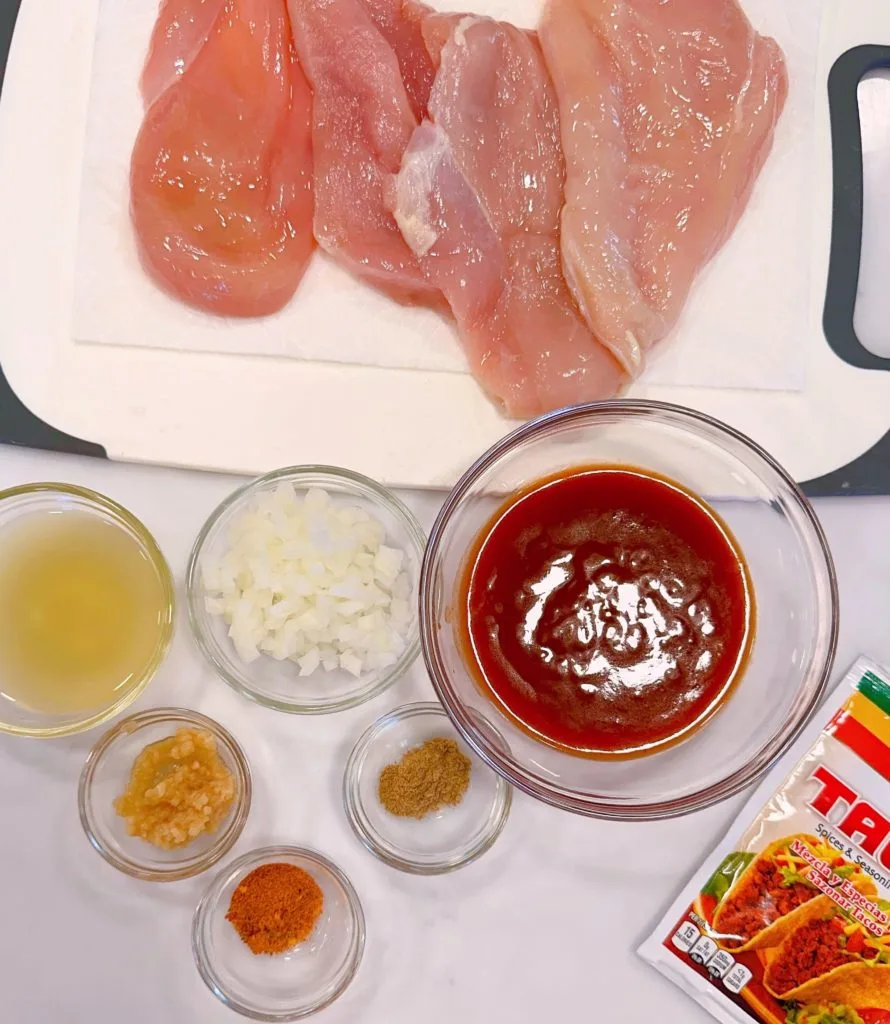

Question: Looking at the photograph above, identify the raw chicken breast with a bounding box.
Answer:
[141,0,225,108]
[131,0,314,318]
[539,0,788,373]
[287,0,437,300]
[392,15,624,417]
[362,0,434,121]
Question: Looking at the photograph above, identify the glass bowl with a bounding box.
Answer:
[186,466,425,714]
[78,708,251,881]
[0,483,174,738]
[420,400,838,821]
[192,846,365,1021]
[343,702,511,874]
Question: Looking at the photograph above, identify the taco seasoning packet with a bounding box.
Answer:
[639,656,890,1024]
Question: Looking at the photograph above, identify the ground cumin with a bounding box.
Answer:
[378,736,472,819]
[226,863,324,955]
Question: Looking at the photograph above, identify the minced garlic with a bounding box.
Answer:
[114,727,235,849]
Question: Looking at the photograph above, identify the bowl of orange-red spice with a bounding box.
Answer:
[192,845,365,1021]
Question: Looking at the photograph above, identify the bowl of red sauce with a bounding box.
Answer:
[420,401,838,820]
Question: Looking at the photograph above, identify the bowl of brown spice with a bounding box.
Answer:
[192,845,364,1021]
[343,702,512,874]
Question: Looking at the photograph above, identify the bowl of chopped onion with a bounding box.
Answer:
[186,466,426,714]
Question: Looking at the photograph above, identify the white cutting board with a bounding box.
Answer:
[72,0,810,395]
[0,0,886,488]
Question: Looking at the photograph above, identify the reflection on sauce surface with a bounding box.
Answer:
[461,468,753,758]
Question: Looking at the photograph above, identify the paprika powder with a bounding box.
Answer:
[226,862,324,955]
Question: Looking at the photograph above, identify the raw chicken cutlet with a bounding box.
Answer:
[362,0,434,121]
[141,0,225,108]
[131,0,314,318]
[391,13,624,418]
[539,0,788,374]
[287,0,439,302]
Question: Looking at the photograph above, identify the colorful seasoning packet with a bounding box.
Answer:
[640,656,890,1024]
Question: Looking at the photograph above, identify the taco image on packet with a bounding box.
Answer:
[763,904,890,1007]
[710,834,877,952]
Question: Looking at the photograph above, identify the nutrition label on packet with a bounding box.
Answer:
[671,921,752,992]
[638,656,890,1024]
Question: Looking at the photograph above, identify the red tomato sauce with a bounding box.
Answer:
[460,468,753,758]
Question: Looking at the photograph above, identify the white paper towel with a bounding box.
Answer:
[72,0,820,392]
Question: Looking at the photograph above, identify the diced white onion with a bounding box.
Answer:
[202,484,411,678]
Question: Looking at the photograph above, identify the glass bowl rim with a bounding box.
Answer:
[185,465,426,715]
[78,706,252,881]
[0,482,175,738]
[191,844,366,1022]
[420,399,839,821]
[342,700,512,875]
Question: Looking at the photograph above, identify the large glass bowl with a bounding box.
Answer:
[0,483,174,738]
[420,401,838,821]
[187,466,425,714]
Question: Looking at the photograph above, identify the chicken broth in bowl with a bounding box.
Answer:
[459,467,754,759]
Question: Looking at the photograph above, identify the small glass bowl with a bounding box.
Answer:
[186,466,426,714]
[421,400,839,820]
[78,708,251,882]
[343,702,512,874]
[193,846,365,1021]
[0,483,174,738]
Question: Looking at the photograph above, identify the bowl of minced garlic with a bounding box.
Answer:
[193,846,365,1019]
[78,708,251,881]
[343,702,512,874]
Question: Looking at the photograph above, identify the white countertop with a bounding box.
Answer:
[0,444,887,1023]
